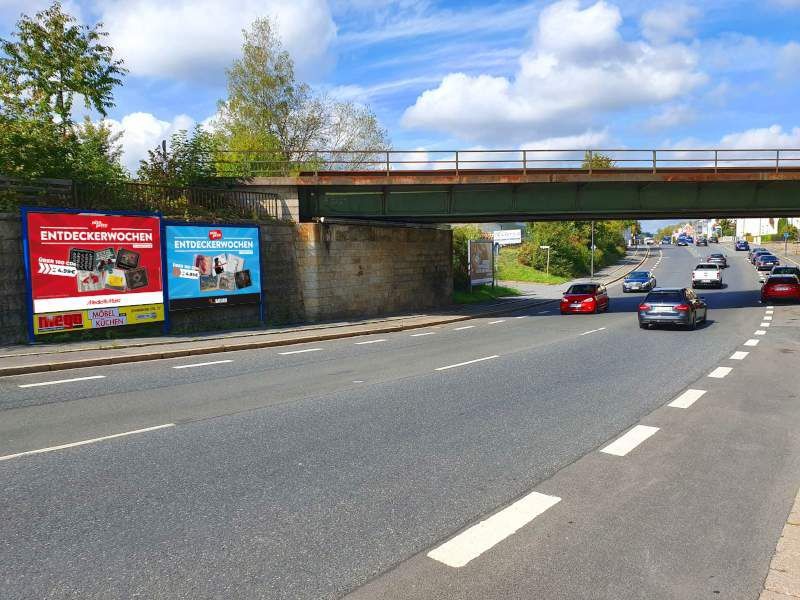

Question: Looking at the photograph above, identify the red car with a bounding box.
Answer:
[560,283,610,314]
[761,275,800,303]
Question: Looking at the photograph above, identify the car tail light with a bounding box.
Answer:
[639,303,651,311]
[674,303,690,311]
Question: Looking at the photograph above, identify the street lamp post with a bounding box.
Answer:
[539,245,551,276]
[590,221,595,279]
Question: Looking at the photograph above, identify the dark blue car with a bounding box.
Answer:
[735,240,750,251]
[623,270,657,292]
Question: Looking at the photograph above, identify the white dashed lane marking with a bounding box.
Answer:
[600,425,660,456]
[744,339,760,346]
[426,491,561,568]
[668,389,706,409]
[755,330,767,336]
[488,320,505,325]
[410,332,436,337]
[18,375,106,388]
[579,327,607,336]
[435,355,499,371]
[454,325,475,331]
[0,424,175,462]
[760,322,771,328]
[708,367,733,378]
[730,351,749,360]
[355,339,387,345]
[764,316,773,321]
[279,348,322,355]
[172,360,232,370]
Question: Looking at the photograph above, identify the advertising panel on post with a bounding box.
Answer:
[468,239,495,287]
[492,229,522,245]
[22,208,165,337]
[164,224,262,310]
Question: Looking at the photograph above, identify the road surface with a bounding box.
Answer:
[1,244,799,599]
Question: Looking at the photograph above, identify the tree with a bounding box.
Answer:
[452,225,484,290]
[137,126,218,187]
[217,17,390,173]
[0,1,125,129]
[0,2,127,183]
[716,218,736,236]
[582,151,615,170]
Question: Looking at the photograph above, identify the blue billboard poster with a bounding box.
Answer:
[164,224,262,310]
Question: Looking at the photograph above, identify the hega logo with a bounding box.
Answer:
[209,229,223,240]
[38,313,84,331]
[90,219,109,229]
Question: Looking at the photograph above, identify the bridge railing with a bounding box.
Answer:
[211,148,800,177]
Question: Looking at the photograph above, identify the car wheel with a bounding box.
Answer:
[687,313,697,331]
[639,322,648,329]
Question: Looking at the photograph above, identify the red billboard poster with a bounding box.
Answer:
[24,210,164,322]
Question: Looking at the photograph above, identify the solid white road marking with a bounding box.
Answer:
[537,310,549,314]
[668,389,706,409]
[18,375,106,388]
[515,316,527,319]
[0,424,175,462]
[760,322,771,328]
[744,339,760,346]
[355,339,387,345]
[454,326,475,331]
[435,355,500,371]
[426,491,561,568]
[488,320,506,324]
[600,425,659,456]
[768,306,775,309]
[708,366,733,378]
[353,380,364,383]
[279,348,322,355]
[172,360,233,370]
[410,332,436,337]
[764,316,773,321]
[579,327,607,336]
[730,351,749,360]
[755,330,767,336]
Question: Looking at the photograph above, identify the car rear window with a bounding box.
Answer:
[767,276,799,284]
[566,284,597,294]
[773,267,800,274]
[695,264,718,270]
[645,291,683,302]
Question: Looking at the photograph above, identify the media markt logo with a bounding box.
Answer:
[209,229,223,241]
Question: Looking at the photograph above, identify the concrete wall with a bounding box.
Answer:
[0,215,452,345]
[244,182,300,222]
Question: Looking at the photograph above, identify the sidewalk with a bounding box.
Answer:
[0,248,650,377]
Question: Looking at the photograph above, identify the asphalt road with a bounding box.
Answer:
[1,244,798,599]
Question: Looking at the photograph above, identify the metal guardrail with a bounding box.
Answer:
[211,148,800,177]
[0,178,281,221]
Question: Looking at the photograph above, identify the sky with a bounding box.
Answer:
[1,0,799,182]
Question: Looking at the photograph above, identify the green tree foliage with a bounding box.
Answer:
[517,221,627,278]
[582,151,615,169]
[0,2,127,182]
[777,218,799,239]
[0,1,125,127]
[452,225,484,290]
[217,17,390,173]
[137,126,217,187]
[716,218,736,236]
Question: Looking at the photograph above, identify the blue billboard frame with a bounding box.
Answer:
[161,220,264,324]
[20,205,165,343]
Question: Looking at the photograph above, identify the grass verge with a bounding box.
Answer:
[453,284,522,304]
[496,247,569,284]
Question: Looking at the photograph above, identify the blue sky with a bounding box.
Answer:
[2,0,799,176]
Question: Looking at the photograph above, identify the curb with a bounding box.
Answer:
[0,249,652,378]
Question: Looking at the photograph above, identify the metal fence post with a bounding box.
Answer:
[386,151,390,176]
[455,151,459,175]
[714,150,718,173]
[652,150,657,174]
[522,150,527,175]
[776,149,781,173]
[588,150,593,175]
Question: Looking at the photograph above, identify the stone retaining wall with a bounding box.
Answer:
[0,215,452,345]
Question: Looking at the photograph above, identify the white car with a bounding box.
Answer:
[692,263,723,289]
[644,237,655,245]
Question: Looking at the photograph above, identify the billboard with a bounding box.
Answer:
[164,224,261,310]
[493,229,522,245]
[468,239,494,286]
[23,209,164,336]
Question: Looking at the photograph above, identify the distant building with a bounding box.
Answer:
[729,217,800,238]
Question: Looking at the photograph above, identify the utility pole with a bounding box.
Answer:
[539,245,551,276]
[590,221,595,279]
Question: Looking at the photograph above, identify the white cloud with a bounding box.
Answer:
[640,5,700,45]
[104,112,196,172]
[402,0,706,144]
[645,104,695,130]
[718,125,800,148]
[98,0,337,84]
[778,42,800,79]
